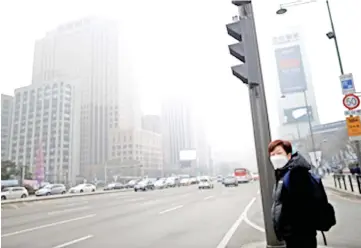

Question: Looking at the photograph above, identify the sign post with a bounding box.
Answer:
[346,116,361,137]
[343,94,360,110]
[340,73,355,95]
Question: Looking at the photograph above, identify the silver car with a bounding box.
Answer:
[35,184,66,196]
[223,176,239,187]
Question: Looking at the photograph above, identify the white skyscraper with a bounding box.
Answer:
[9,81,80,184]
[161,97,197,173]
[31,17,140,178]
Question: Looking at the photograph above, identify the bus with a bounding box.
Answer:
[234,168,252,183]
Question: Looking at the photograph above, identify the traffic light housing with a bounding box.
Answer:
[226,1,252,85]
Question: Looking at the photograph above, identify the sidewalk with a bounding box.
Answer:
[323,175,361,199]
[240,241,330,247]
[227,189,361,248]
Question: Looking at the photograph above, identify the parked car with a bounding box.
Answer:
[35,184,66,196]
[23,184,36,195]
[223,176,238,187]
[180,178,191,186]
[69,183,96,193]
[189,177,198,185]
[198,177,214,189]
[103,183,124,190]
[1,186,28,200]
[165,177,180,187]
[134,179,155,192]
[125,179,141,188]
[154,178,167,189]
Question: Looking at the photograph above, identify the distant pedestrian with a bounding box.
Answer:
[269,139,336,248]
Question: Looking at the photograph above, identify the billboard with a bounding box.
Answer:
[179,149,197,161]
[179,149,197,168]
[283,106,313,124]
[275,45,307,94]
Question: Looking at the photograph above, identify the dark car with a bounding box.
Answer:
[134,179,155,192]
[223,176,238,187]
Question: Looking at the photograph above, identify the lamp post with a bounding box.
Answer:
[277,0,361,169]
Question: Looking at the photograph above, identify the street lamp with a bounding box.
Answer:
[277,0,361,168]
[276,0,343,74]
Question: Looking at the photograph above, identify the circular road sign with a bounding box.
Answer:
[343,93,360,110]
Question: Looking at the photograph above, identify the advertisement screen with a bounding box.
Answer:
[275,45,307,94]
[179,149,197,161]
[283,106,313,124]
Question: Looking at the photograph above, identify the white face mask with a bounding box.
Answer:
[270,155,289,170]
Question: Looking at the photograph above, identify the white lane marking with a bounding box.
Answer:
[204,195,214,200]
[124,197,144,202]
[52,235,93,248]
[159,205,184,215]
[216,197,257,248]
[1,214,95,238]
[48,206,91,215]
[257,189,260,195]
[244,212,265,232]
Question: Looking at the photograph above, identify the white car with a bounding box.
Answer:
[198,178,214,189]
[69,184,96,193]
[154,178,167,189]
[1,187,29,200]
[180,178,190,186]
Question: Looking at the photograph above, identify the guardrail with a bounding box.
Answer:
[333,174,361,195]
[1,188,132,205]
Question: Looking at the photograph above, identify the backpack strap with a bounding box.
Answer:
[282,170,291,189]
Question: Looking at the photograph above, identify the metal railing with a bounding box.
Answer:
[333,174,361,194]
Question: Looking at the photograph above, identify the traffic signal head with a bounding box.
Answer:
[226,6,248,84]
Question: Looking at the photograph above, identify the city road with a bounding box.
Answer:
[2,182,259,248]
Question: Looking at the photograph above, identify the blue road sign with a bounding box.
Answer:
[340,73,355,95]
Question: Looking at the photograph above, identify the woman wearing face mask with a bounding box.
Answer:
[269,139,318,248]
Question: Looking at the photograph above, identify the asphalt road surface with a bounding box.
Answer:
[2,182,259,248]
[227,188,361,248]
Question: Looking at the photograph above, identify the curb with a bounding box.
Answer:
[240,241,332,248]
[325,186,361,200]
[1,188,132,205]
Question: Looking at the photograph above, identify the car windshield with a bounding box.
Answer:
[2,188,10,192]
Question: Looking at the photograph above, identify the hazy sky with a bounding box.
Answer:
[0,0,360,169]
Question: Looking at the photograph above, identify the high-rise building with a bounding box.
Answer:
[161,98,196,173]
[142,115,161,134]
[31,17,140,177]
[9,81,80,184]
[1,94,14,160]
[194,121,212,175]
[273,30,320,141]
[106,128,163,178]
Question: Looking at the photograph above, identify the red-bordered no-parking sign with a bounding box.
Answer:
[343,93,360,110]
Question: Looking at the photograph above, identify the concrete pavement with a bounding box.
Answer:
[1,182,260,248]
[227,188,361,248]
